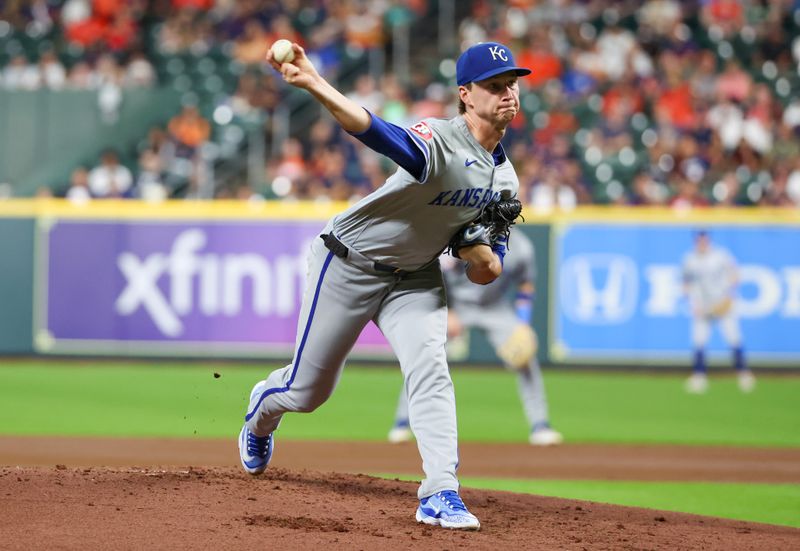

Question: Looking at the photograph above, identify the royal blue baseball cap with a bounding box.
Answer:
[456,42,531,86]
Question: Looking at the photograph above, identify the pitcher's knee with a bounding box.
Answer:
[293,388,332,413]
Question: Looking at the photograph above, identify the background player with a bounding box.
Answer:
[388,231,563,446]
[239,40,531,530]
[683,230,755,394]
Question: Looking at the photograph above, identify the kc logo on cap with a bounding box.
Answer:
[456,42,531,86]
[488,45,508,62]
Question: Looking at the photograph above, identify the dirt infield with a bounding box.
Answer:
[2,437,799,549]
[2,436,800,483]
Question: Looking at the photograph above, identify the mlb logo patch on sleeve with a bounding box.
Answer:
[410,121,433,140]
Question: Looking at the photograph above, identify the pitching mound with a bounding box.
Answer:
[2,466,798,550]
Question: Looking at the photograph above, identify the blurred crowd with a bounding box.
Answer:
[2,0,800,208]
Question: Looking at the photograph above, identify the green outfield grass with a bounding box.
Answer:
[1,360,798,528]
[0,361,798,447]
[383,475,800,528]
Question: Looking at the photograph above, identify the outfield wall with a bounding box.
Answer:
[1,200,798,366]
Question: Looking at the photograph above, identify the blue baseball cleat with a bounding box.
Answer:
[238,424,274,475]
[415,490,481,530]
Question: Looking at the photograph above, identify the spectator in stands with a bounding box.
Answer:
[706,90,744,152]
[124,51,156,88]
[669,176,709,210]
[787,159,800,206]
[346,74,384,115]
[701,0,745,39]
[629,171,666,205]
[61,0,90,26]
[516,28,562,89]
[39,50,66,90]
[233,20,270,65]
[157,7,212,54]
[772,123,800,163]
[65,166,91,204]
[378,74,411,124]
[2,55,40,90]
[710,171,742,206]
[88,150,133,198]
[136,148,168,202]
[66,60,96,89]
[275,138,306,184]
[343,0,384,50]
[716,60,752,104]
[637,0,682,38]
[105,6,140,53]
[4,0,800,205]
[689,50,719,103]
[529,168,578,213]
[167,105,211,158]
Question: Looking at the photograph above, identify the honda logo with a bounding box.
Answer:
[560,254,638,324]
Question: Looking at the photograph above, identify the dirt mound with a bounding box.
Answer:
[4,436,800,483]
[2,466,797,550]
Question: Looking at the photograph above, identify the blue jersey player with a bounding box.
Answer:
[239,40,531,531]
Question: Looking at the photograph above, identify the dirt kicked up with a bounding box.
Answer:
[1,437,799,550]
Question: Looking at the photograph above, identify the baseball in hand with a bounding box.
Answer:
[270,39,295,64]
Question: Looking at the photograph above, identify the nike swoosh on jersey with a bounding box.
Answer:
[464,159,478,167]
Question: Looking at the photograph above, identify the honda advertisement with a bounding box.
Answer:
[35,219,393,358]
[552,224,800,365]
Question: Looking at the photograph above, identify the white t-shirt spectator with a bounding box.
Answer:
[2,57,41,90]
[530,181,577,213]
[88,163,133,197]
[41,59,66,89]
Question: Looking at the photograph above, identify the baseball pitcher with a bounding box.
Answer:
[239,40,532,530]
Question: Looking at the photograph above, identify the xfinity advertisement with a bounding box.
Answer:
[36,220,393,358]
[552,224,800,364]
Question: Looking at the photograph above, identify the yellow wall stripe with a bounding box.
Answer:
[0,199,798,225]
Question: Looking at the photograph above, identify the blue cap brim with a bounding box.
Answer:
[460,66,531,86]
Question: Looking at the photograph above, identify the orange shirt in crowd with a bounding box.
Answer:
[708,0,743,24]
[516,50,563,88]
[172,0,214,9]
[66,17,108,47]
[168,111,211,149]
[93,0,123,19]
[656,83,696,129]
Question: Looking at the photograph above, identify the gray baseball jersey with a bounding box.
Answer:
[683,244,742,347]
[331,116,519,270]
[682,245,737,311]
[246,115,520,499]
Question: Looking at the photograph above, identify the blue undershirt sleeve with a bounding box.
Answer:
[349,111,429,182]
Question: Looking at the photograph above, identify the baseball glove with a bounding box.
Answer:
[448,196,524,258]
[478,196,524,244]
[448,223,492,258]
[708,297,733,318]
[496,324,537,370]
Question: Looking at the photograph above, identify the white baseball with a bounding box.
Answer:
[271,39,295,64]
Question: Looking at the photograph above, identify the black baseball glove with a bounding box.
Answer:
[478,196,523,244]
[448,196,524,258]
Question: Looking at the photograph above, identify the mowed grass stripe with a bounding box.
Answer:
[0,362,798,447]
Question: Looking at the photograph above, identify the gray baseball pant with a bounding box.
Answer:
[245,235,459,499]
